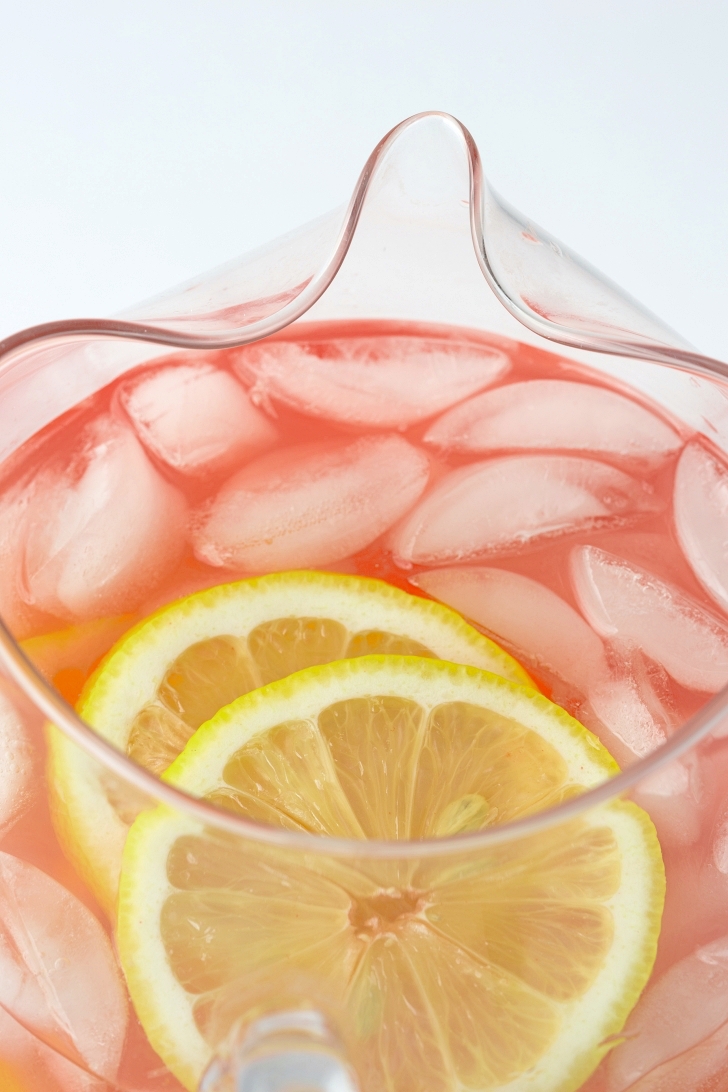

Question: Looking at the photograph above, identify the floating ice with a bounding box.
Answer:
[0,1003,34,1082]
[707,750,728,868]
[0,692,35,837]
[193,434,430,571]
[411,565,684,784]
[674,441,728,617]
[655,851,728,992]
[46,1052,108,1092]
[23,417,188,621]
[605,936,728,1091]
[425,378,681,466]
[579,642,687,821]
[588,674,669,762]
[701,747,728,835]
[412,565,607,693]
[571,546,728,693]
[119,359,278,477]
[392,455,660,566]
[0,852,128,1081]
[0,474,46,638]
[0,1004,107,1091]
[713,813,728,874]
[613,1023,728,1092]
[643,750,728,936]
[233,335,510,428]
[710,719,728,740]
[630,753,703,847]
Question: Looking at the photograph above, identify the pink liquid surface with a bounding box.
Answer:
[0,321,727,1092]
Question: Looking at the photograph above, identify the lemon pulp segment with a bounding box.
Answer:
[118,656,664,1092]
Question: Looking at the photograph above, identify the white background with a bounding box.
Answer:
[1,2,726,358]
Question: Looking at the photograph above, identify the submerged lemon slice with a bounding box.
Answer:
[118,656,664,1092]
[22,614,136,705]
[47,571,529,913]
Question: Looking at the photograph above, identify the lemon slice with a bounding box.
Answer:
[47,571,529,914]
[118,656,664,1092]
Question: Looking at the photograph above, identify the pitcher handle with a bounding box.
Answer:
[199,1009,359,1092]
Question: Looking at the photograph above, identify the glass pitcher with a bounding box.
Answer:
[0,112,727,1092]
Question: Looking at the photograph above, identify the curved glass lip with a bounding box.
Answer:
[0,110,727,861]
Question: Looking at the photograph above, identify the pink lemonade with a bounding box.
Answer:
[0,321,727,1092]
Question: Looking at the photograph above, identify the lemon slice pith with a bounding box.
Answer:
[46,570,529,914]
[118,655,664,1092]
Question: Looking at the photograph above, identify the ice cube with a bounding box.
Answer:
[587,675,668,763]
[118,359,278,477]
[0,1003,34,1081]
[674,441,728,617]
[0,1004,107,1092]
[192,434,430,571]
[0,474,56,639]
[392,455,660,567]
[605,935,728,1091]
[630,753,703,847]
[710,719,728,740]
[611,1022,728,1092]
[411,565,608,694]
[233,335,510,429]
[579,639,683,786]
[571,546,728,693]
[424,378,682,467]
[0,692,35,837]
[699,744,728,837]
[713,814,728,874]
[0,852,128,1080]
[0,480,34,637]
[46,1053,109,1092]
[23,416,188,621]
[654,851,728,985]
